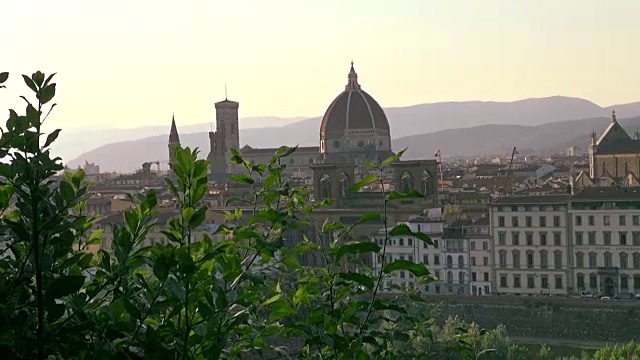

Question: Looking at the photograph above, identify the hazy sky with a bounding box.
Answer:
[3,0,640,130]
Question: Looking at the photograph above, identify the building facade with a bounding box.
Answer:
[490,195,572,296]
[468,217,492,295]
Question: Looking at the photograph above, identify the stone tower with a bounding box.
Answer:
[168,114,180,165]
[208,99,239,181]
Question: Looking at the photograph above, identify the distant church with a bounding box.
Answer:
[574,110,640,188]
[166,62,439,202]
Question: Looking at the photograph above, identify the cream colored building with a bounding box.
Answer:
[371,209,445,294]
[490,195,572,296]
[468,216,492,295]
[570,187,640,296]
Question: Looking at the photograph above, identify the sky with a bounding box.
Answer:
[3,0,640,130]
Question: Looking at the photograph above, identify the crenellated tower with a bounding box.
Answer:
[208,99,240,181]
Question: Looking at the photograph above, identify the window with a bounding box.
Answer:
[408,255,414,263]
[527,252,534,269]
[554,275,563,289]
[482,241,488,251]
[498,216,505,227]
[400,271,405,279]
[423,241,428,248]
[446,255,453,268]
[621,276,629,290]
[553,216,561,227]
[423,255,429,264]
[471,257,476,266]
[540,250,548,268]
[525,216,532,227]
[575,216,582,226]
[526,232,533,246]
[499,250,507,268]
[603,215,610,226]
[539,232,547,246]
[620,215,626,226]
[589,252,597,268]
[553,232,561,246]
[472,272,477,281]
[484,272,489,281]
[513,275,521,288]
[636,276,640,291]
[511,232,520,246]
[575,232,583,245]
[511,206,518,212]
[589,274,597,289]
[498,232,506,245]
[541,275,549,288]
[588,232,596,245]
[500,274,508,288]
[434,240,439,248]
[620,232,628,246]
[634,253,640,269]
[554,250,562,269]
[634,215,640,226]
[434,255,440,265]
[512,216,519,227]
[588,216,595,226]
[483,257,489,266]
[620,253,628,269]
[470,241,476,250]
[575,252,584,268]
[576,273,585,289]
[399,238,404,246]
[408,238,413,246]
[458,255,464,269]
[527,275,535,288]
[634,232,640,246]
[604,231,612,245]
[604,252,612,267]
[512,250,520,268]
[539,216,547,227]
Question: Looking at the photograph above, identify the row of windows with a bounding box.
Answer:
[496,205,565,212]
[497,231,562,246]
[499,273,563,289]
[376,237,440,248]
[498,250,563,269]
[575,251,640,269]
[574,231,640,246]
[497,215,562,228]
[575,273,640,290]
[575,214,640,227]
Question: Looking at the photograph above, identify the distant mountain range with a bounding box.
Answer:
[64,96,640,172]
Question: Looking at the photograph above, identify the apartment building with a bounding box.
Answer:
[490,195,573,295]
[570,187,640,296]
[468,216,492,295]
[442,220,471,295]
[371,208,445,294]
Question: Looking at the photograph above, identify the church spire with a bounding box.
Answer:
[611,109,617,123]
[345,60,361,91]
[169,113,180,144]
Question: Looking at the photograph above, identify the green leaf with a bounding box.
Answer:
[60,180,75,202]
[282,256,301,269]
[0,72,8,84]
[22,74,37,92]
[153,259,169,281]
[332,241,381,260]
[389,223,433,245]
[381,148,407,168]
[383,259,429,277]
[262,293,282,306]
[32,71,45,87]
[349,174,379,192]
[387,190,424,200]
[322,219,343,232]
[47,303,66,322]
[189,206,207,228]
[46,275,85,300]
[39,83,56,104]
[338,272,374,288]
[43,129,61,148]
[228,173,255,185]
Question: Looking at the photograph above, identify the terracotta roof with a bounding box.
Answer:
[491,194,571,205]
[472,216,490,226]
[572,187,640,201]
[97,208,180,226]
[320,63,390,140]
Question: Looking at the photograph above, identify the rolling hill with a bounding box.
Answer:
[65,96,640,172]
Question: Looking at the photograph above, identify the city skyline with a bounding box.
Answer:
[4,0,640,130]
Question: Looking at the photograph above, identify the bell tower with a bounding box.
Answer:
[209,99,240,178]
[168,113,180,165]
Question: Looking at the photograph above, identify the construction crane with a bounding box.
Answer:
[503,147,518,194]
[435,149,445,191]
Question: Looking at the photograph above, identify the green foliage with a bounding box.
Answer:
[1,70,622,360]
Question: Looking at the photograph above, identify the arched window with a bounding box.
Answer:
[540,250,548,268]
[575,252,584,268]
[458,255,464,269]
[400,171,413,194]
[498,250,507,268]
[620,252,628,269]
[589,252,597,268]
[589,273,598,290]
[634,275,640,291]
[338,172,350,198]
[604,252,613,268]
[554,250,563,269]
[458,272,465,284]
[576,273,585,290]
[447,271,453,284]
[634,252,640,269]
[422,170,433,196]
[319,174,331,199]
[512,250,520,268]
[446,255,453,269]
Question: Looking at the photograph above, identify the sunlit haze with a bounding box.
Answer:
[3,0,640,130]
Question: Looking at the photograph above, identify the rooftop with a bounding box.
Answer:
[491,194,572,205]
[572,187,640,201]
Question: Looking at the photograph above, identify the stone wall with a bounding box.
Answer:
[428,295,640,342]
